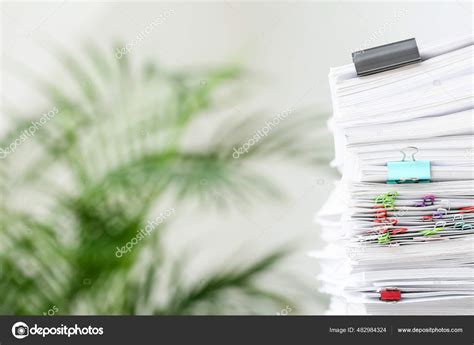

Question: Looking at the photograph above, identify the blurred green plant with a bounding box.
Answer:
[0,43,332,315]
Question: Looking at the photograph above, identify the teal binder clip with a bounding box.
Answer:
[387,146,431,184]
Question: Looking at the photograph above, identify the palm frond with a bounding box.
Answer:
[0,42,330,315]
[161,249,290,315]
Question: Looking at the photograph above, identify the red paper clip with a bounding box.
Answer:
[460,206,474,214]
[374,209,387,218]
[380,288,401,302]
[388,218,398,225]
[391,227,407,235]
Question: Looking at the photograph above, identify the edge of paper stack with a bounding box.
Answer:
[312,35,474,315]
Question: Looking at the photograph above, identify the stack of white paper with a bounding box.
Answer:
[313,35,474,315]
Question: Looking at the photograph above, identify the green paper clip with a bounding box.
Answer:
[387,147,431,184]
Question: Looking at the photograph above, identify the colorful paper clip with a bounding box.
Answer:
[380,288,401,302]
[460,206,474,213]
[387,147,431,184]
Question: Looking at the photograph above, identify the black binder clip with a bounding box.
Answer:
[352,38,421,76]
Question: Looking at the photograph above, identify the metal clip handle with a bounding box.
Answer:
[400,146,418,162]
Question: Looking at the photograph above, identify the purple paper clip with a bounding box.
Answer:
[422,194,436,206]
[433,208,448,219]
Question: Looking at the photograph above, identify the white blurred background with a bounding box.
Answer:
[1,1,472,314]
